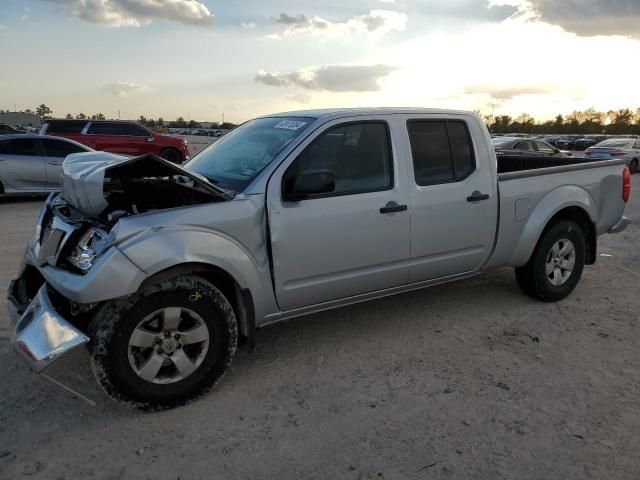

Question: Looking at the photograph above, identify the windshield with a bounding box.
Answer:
[185,117,313,193]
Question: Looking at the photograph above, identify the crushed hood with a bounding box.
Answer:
[62,152,230,216]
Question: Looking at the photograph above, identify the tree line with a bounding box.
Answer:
[7,104,638,135]
[0,104,238,130]
[484,108,640,135]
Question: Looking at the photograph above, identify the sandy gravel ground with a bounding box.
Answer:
[0,177,638,480]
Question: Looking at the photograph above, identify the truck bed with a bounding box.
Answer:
[497,155,597,174]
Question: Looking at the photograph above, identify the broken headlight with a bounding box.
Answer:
[67,228,111,273]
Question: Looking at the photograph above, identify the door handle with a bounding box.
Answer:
[467,191,490,202]
[380,201,408,214]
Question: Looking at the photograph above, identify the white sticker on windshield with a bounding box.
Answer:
[274,120,307,131]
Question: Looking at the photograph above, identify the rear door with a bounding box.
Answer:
[0,138,47,190]
[85,122,133,154]
[404,115,498,282]
[39,138,88,189]
[267,117,411,310]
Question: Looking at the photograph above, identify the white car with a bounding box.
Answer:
[586,139,640,172]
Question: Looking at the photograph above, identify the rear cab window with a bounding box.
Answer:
[406,120,475,186]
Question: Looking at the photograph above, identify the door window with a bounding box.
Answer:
[46,120,86,134]
[124,124,151,137]
[40,139,87,157]
[514,140,533,151]
[407,120,475,185]
[284,122,393,198]
[0,138,37,156]
[87,122,129,135]
[534,141,556,154]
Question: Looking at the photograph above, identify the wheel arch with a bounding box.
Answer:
[510,186,597,267]
[139,262,255,348]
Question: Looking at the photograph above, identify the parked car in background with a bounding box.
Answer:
[554,136,580,150]
[40,120,190,163]
[585,139,640,172]
[492,137,570,157]
[0,124,26,135]
[0,134,92,194]
[575,135,608,151]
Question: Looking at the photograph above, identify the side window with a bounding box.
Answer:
[284,122,393,198]
[41,139,87,157]
[535,141,555,154]
[125,124,151,137]
[0,138,37,156]
[87,122,128,135]
[514,141,532,151]
[407,120,476,186]
[47,121,86,134]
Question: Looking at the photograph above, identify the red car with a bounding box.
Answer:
[40,119,189,163]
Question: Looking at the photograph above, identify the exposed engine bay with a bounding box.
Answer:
[61,152,229,222]
[44,152,231,274]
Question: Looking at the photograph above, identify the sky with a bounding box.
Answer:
[0,0,639,123]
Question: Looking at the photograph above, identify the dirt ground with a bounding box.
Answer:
[1,177,639,480]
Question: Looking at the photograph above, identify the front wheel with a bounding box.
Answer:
[515,220,586,302]
[630,159,639,174]
[89,275,237,410]
[159,148,182,164]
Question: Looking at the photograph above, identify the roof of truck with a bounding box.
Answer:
[261,107,476,120]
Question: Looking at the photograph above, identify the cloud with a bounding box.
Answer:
[102,81,148,96]
[465,84,555,101]
[255,65,397,92]
[0,25,6,30]
[241,21,255,28]
[40,0,213,27]
[269,10,407,37]
[492,0,640,40]
[285,93,312,104]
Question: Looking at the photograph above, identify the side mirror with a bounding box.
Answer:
[554,148,560,154]
[288,169,335,200]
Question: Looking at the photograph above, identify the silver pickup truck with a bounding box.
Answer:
[7,108,631,409]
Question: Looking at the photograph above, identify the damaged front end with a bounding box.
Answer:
[8,152,230,372]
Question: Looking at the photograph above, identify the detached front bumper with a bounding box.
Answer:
[8,281,89,372]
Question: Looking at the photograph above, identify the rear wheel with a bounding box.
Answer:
[89,275,237,410]
[159,148,181,164]
[515,220,586,302]
[630,159,639,174]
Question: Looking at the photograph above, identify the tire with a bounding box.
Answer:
[89,275,237,410]
[515,220,586,302]
[159,148,182,164]
[630,159,639,174]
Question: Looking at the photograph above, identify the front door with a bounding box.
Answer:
[404,116,498,282]
[267,119,411,311]
[39,138,89,189]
